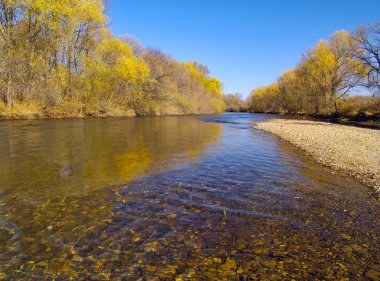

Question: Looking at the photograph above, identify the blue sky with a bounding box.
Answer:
[109,0,380,97]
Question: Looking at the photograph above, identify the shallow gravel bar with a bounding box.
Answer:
[254,119,380,194]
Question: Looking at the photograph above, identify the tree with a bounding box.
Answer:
[224,93,246,112]
[0,1,225,118]
[0,0,26,110]
[248,30,367,115]
[0,0,107,111]
[352,22,380,96]
[297,31,364,113]
[248,83,281,113]
[84,32,149,113]
[277,69,306,113]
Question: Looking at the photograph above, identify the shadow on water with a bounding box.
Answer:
[0,113,379,280]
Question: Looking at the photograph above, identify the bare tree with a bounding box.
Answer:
[352,22,380,96]
[122,35,145,58]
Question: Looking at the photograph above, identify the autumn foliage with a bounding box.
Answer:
[0,0,225,118]
[248,26,380,117]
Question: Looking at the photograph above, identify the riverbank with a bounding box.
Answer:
[315,112,380,130]
[0,103,219,120]
[253,119,380,194]
[248,111,380,130]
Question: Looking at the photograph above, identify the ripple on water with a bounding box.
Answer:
[0,113,379,280]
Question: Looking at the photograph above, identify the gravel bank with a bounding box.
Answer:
[253,119,380,194]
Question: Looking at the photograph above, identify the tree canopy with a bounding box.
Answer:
[0,0,225,118]
[248,26,380,116]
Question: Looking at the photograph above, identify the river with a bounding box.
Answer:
[0,113,379,280]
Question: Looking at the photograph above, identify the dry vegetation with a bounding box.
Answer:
[248,23,380,119]
[223,93,248,112]
[0,0,225,119]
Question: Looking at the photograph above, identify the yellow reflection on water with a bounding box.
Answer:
[116,146,151,182]
[0,117,223,279]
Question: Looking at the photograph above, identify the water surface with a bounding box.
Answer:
[0,113,379,280]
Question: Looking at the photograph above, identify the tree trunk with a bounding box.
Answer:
[6,73,12,111]
[330,93,338,113]
[314,93,319,114]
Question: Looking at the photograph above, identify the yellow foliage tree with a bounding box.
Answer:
[84,33,149,113]
[249,30,368,115]
[0,0,225,118]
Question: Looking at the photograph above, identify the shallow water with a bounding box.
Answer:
[0,113,379,280]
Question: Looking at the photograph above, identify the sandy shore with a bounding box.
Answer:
[253,119,380,194]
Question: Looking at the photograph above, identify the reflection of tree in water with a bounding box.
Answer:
[0,117,222,278]
[3,116,379,280]
[116,146,151,182]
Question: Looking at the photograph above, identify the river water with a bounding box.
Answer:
[0,113,379,280]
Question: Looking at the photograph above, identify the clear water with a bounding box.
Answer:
[0,113,379,280]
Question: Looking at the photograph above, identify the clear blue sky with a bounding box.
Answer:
[109,0,380,97]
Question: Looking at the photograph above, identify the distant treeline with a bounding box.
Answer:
[248,22,380,117]
[0,0,225,118]
[223,93,249,112]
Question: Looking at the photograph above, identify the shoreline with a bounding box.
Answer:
[0,112,221,122]
[243,110,380,130]
[253,119,380,195]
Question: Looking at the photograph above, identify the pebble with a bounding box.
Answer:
[254,119,380,194]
